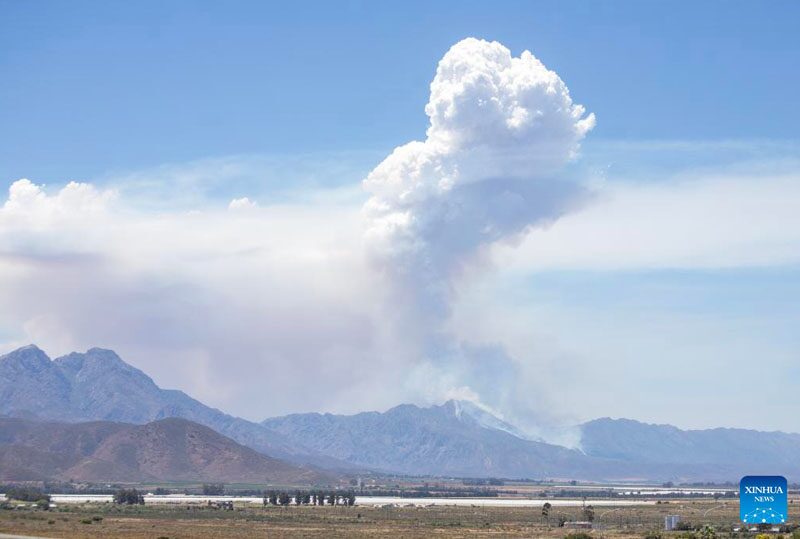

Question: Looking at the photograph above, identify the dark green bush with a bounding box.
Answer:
[5,487,50,503]
[113,488,144,505]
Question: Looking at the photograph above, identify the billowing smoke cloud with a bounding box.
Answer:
[0,39,596,436]
[362,38,595,430]
[1,39,798,435]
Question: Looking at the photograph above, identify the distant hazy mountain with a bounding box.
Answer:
[265,402,800,481]
[0,345,324,465]
[579,417,800,479]
[263,400,606,479]
[0,416,331,484]
[4,345,800,482]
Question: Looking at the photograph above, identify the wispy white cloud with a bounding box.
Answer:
[2,178,116,225]
[228,197,258,210]
[90,151,376,210]
[0,176,404,418]
[497,167,800,272]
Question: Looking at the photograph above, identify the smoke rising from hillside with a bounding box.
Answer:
[363,38,595,429]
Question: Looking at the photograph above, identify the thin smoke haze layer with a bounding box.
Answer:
[362,37,595,434]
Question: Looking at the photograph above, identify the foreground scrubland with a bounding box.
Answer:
[0,498,797,538]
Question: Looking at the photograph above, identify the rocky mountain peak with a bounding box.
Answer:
[0,344,307,463]
[0,344,52,373]
[54,347,158,388]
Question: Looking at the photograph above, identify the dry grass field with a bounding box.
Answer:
[0,498,798,538]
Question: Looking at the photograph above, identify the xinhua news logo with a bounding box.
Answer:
[740,475,787,525]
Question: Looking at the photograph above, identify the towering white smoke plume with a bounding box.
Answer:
[363,38,595,428]
[364,38,594,316]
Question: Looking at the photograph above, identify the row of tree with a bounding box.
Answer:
[2,487,51,510]
[3,487,50,504]
[202,483,225,495]
[113,488,145,505]
[263,491,356,506]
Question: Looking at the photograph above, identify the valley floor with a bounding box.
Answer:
[0,499,794,538]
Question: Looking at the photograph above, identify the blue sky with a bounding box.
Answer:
[1,1,799,433]
[2,0,799,183]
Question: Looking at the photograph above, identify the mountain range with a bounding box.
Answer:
[0,345,348,469]
[580,417,800,477]
[2,345,798,482]
[263,402,800,481]
[263,400,591,479]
